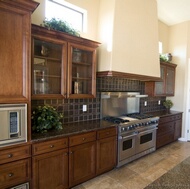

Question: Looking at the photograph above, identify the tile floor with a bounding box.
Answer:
[72,141,190,189]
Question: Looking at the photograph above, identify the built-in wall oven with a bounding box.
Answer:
[101,92,159,167]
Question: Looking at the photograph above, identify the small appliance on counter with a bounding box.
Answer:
[101,92,159,167]
[0,103,27,147]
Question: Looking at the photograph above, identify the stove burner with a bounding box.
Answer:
[103,116,129,124]
[124,113,153,119]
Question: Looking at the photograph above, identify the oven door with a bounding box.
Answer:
[136,127,157,154]
[118,132,137,161]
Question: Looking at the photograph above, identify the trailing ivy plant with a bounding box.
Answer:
[31,104,63,133]
[41,18,80,37]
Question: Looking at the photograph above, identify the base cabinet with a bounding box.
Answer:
[69,141,96,187]
[96,128,117,175]
[156,113,182,149]
[32,149,69,189]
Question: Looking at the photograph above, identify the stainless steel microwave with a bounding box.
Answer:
[0,104,27,147]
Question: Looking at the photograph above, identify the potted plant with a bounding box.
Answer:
[163,100,173,113]
[31,104,63,133]
[41,18,80,37]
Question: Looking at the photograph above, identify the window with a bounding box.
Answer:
[159,41,163,54]
[45,0,87,32]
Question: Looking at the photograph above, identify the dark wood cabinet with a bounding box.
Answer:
[0,1,39,103]
[69,132,96,187]
[96,127,117,175]
[0,144,31,189]
[31,24,100,99]
[145,62,177,97]
[156,113,182,149]
[32,149,69,189]
[32,137,69,189]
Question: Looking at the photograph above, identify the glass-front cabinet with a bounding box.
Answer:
[31,24,100,99]
[68,43,97,98]
[32,37,67,99]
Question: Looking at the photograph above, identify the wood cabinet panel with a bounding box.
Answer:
[156,113,182,149]
[69,131,96,147]
[32,138,68,155]
[0,145,31,164]
[32,149,69,189]
[69,141,96,187]
[97,127,117,139]
[0,1,39,103]
[0,159,31,189]
[145,62,177,97]
[96,136,117,175]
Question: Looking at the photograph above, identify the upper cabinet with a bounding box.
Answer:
[145,62,177,97]
[31,24,100,99]
[68,43,97,99]
[0,1,39,103]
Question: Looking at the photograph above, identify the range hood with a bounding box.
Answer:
[97,0,160,80]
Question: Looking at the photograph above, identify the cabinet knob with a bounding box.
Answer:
[70,151,73,154]
[8,173,14,177]
[8,154,13,158]
[82,138,86,141]
[65,152,68,156]
[50,145,54,148]
[106,132,110,135]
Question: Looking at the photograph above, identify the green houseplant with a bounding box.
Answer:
[163,100,173,113]
[41,18,80,37]
[32,105,63,133]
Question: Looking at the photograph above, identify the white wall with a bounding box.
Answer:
[31,0,100,41]
[167,22,189,139]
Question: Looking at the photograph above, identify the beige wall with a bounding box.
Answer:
[32,0,100,41]
[167,22,189,139]
[158,21,169,53]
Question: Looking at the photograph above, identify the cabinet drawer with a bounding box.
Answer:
[0,159,30,188]
[0,145,31,164]
[156,131,174,148]
[159,114,182,124]
[69,131,96,147]
[32,138,68,156]
[97,127,117,139]
[157,122,174,136]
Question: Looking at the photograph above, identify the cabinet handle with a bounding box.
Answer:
[8,154,13,158]
[82,138,86,141]
[50,145,54,148]
[8,173,14,177]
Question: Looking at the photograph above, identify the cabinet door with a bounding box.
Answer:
[68,43,97,98]
[69,141,96,187]
[174,119,182,140]
[32,149,69,189]
[96,136,117,175]
[155,65,166,96]
[166,66,175,96]
[32,37,67,99]
[0,158,31,189]
[0,1,38,103]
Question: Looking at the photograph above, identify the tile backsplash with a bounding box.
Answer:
[32,77,166,123]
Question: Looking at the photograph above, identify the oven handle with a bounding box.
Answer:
[138,127,158,135]
[120,132,138,139]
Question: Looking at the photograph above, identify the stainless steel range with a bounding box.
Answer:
[101,92,159,167]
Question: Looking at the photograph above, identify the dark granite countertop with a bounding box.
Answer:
[148,110,183,117]
[31,119,117,142]
[31,110,183,142]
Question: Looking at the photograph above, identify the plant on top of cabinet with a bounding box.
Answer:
[42,18,80,37]
[31,105,63,133]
